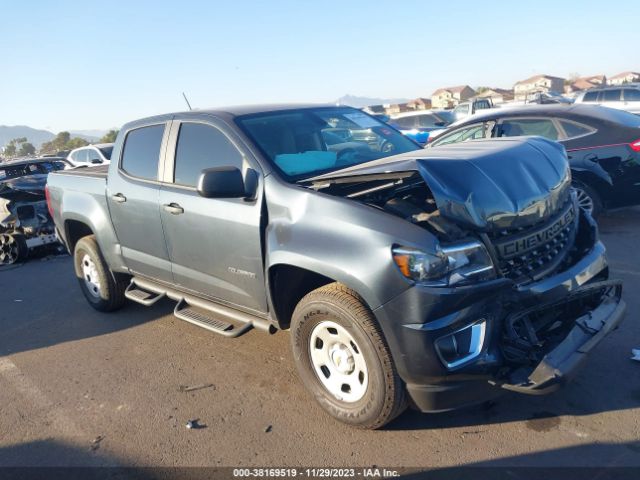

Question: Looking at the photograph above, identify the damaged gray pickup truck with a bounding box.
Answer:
[46,105,626,428]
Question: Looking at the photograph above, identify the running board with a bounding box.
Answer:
[127,276,276,338]
[174,299,253,338]
[125,282,165,306]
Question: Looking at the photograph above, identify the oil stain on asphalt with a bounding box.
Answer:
[525,411,562,432]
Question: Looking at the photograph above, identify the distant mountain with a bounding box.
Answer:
[0,125,54,149]
[0,126,103,148]
[335,94,411,108]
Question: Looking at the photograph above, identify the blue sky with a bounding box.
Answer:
[1,0,639,132]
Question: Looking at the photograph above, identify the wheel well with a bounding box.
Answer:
[268,265,334,329]
[65,220,94,252]
[571,171,610,205]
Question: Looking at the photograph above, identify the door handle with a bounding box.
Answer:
[112,193,127,203]
[163,203,184,215]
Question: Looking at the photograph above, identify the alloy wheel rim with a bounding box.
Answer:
[309,320,368,403]
[575,188,594,214]
[81,254,102,298]
[0,234,19,265]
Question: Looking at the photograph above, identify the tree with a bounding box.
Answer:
[39,131,88,155]
[99,129,119,143]
[2,137,29,158]
[4,142,16,157]
[18,142,36,156]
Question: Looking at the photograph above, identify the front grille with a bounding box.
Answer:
[489,198,578,282]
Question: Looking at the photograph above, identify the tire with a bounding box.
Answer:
[291,283,406,429]
[0,232,28,265]
[73,235,128,312]
[573,181,603,219]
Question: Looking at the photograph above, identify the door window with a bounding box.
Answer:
[582,91,599,102]
[72,149,88,163]
[87,148,102,163]
[602,89,621,102]
[623,89,640,101]
[120,124,165,180]
[431,123,485,146]
[173,122,243,187]
[498,119,559,140]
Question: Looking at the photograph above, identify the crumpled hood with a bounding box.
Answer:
[0,174,47,198]
[310,137,572,230]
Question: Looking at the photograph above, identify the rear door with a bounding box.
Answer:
[158,118,267,313]
[107,121,173,282]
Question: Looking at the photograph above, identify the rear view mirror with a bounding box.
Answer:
[197,166,257,199]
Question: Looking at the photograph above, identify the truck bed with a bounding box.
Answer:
[60,164,109,179]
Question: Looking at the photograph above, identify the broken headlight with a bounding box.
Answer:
[392,240,495,286]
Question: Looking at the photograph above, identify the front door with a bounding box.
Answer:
[107,122,173,283]
[158,119,267,313]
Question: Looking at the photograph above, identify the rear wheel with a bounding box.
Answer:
[291,283,406,429]
[573,181,603,218]
[0,232,28,265]
[73,235,128,312]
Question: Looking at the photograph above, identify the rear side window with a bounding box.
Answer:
[173,122,243,186]
[415,114,439,128]
[602,89,621,101]
[498,119,559,140]
[391,117,416,129]
[624,89,640,101]
[120,125,165,180]
[558,120,595,139]
[583,91,599,102]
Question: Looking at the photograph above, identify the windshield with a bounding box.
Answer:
[236,107,420,181]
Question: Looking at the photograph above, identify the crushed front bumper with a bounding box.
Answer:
[498,280,625,394]
[373,238,626,412]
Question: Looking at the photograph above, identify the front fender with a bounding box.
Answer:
[263,175,437,310]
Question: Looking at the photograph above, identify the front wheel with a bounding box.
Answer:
[73,235,128,312]
[291,283,406,429]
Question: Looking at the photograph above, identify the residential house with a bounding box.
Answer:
[608,71,640,85]
[406,97,432,110]
[564,74,608,94]
[431,85,476,109]
[513,74,565,101]
[472,88,513,105]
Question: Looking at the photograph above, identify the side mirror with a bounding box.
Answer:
[91,158,102,164]
[197,166,258,200]
[434,121,446,127]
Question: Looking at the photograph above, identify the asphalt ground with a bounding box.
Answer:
[0,208,638,472]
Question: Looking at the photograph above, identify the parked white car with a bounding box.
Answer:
[67,143,113,167]
[575,85,640,115]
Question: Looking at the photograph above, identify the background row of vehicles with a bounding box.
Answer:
[383,83,640,146]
